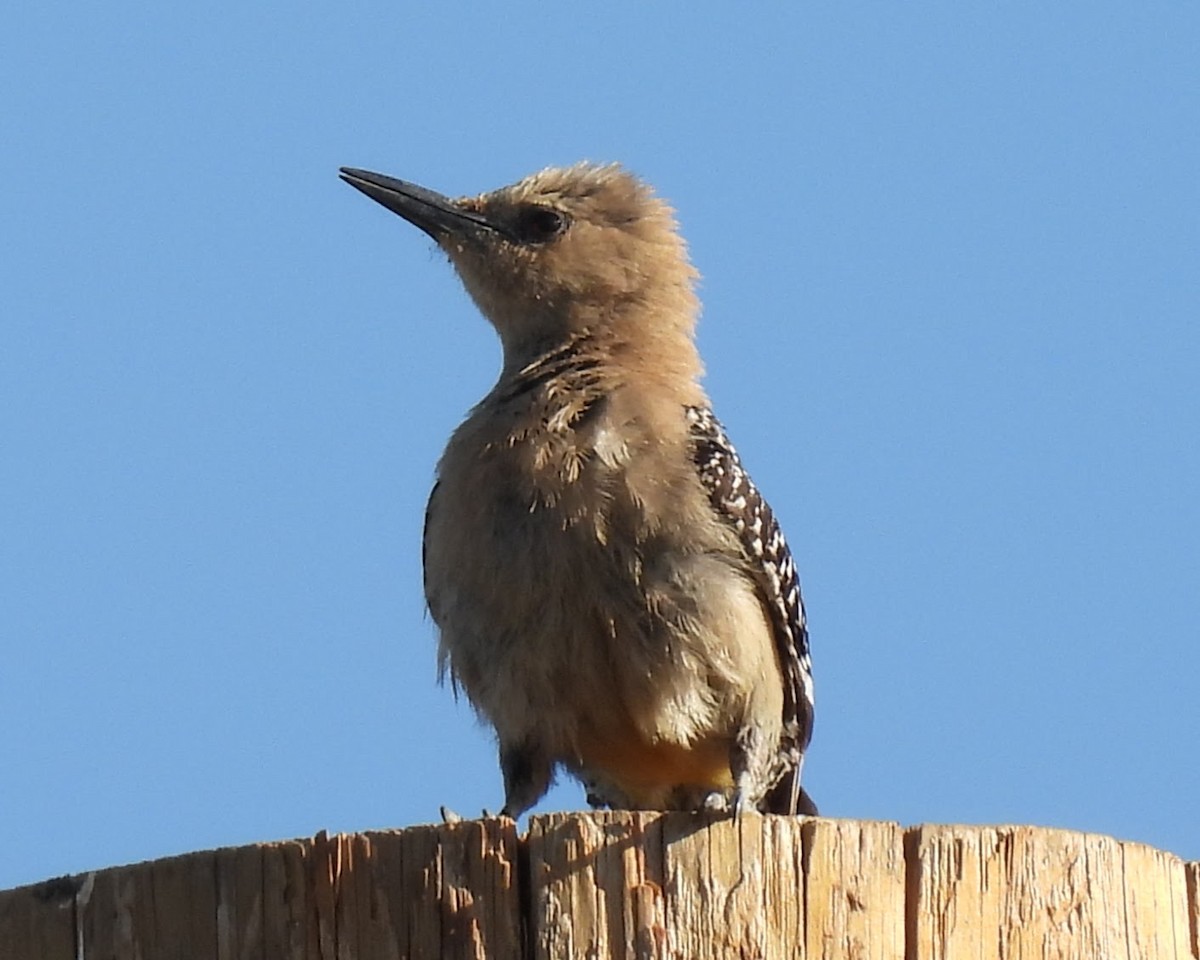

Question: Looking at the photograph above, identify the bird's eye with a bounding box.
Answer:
[514,206,568,244]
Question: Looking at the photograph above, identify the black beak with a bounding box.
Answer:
[339,167,501,242]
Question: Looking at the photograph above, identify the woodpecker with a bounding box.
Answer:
[340,163,816,817]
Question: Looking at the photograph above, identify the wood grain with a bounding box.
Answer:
[1,815,1195,959]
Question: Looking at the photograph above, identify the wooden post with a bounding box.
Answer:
[2,814,1197,959]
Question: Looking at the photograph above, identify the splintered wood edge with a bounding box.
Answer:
[1,816,1197,960]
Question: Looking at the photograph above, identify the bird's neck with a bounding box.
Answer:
[494,330,605,406]
[496,308,704,402]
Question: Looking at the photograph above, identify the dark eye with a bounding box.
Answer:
[514,206,568,244]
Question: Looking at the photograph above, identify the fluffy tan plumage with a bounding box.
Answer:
[340,162,816,817]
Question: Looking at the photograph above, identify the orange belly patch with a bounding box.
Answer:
[576,730,734,808]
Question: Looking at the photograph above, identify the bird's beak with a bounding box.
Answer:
[339,167,501,242]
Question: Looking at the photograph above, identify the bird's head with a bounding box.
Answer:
[340,163,700,371]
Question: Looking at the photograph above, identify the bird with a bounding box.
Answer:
[339,162,817,817]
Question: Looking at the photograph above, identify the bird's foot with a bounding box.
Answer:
[701,790,732,813]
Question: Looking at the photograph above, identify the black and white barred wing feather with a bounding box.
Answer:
[687,405,816,815]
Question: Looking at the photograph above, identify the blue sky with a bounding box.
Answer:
[2,3,1197,890]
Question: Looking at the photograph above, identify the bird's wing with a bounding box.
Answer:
[686,405,815,814]
[422,480,441,615]
[423,479,462,692]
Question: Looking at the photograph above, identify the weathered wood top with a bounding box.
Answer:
[2,813,1197,959]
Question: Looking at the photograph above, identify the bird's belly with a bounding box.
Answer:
[427,453,781,809]
[575,724,734,808]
